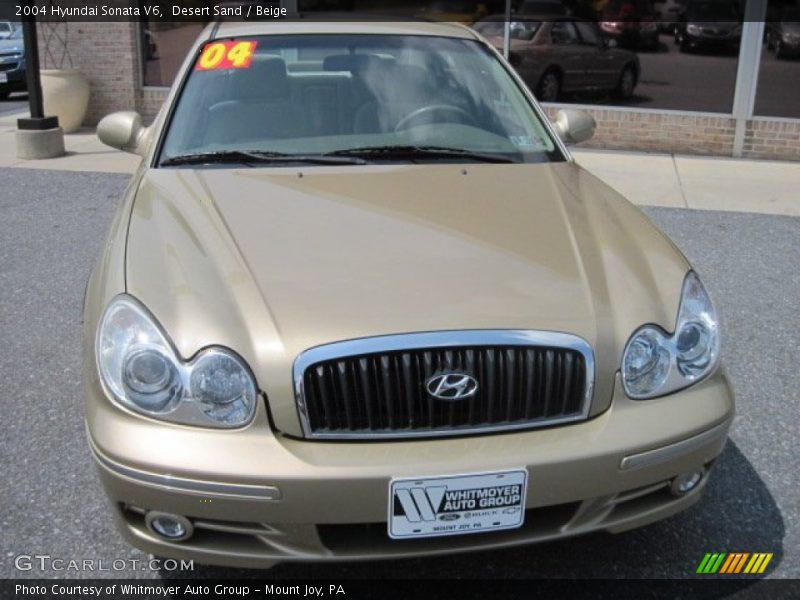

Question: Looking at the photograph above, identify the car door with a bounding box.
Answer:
[547,20,586,92]
[574,20,619,87]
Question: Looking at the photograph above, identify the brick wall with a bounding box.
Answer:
[544,105,800,161]
[36,22,140,125]
[543,105,737,157]
[743,120,800,161]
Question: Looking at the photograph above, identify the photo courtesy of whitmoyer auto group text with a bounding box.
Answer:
[0,0,798,598]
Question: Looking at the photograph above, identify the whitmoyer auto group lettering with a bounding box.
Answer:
[440,485,523,511]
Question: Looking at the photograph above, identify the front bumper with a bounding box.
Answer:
[778,38,800,54]
[0,60,26,92]
[86,372,733,568]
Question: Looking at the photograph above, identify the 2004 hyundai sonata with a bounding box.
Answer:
[85,20,734,567]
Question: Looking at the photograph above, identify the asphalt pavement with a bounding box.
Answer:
[0,93,27,116]
[0,168,798,587]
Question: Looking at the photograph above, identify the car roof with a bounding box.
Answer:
[214,19,479,41]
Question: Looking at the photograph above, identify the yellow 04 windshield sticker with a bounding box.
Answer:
[196,41,257,71]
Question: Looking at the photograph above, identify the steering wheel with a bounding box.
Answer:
[394,104,477,133]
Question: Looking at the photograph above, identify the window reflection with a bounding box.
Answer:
[135,1,754,117]
[141,21,204,87]
[473,13,738,112]
[755,1,800,118]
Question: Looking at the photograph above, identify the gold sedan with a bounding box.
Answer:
[85,20,733,568]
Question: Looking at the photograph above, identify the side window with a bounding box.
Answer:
[575,21,603,47]
[550,21,579,45]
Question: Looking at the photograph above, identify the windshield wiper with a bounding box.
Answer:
[161,150,367,167]
[324,145,520,164]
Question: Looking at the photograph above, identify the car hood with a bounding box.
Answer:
[126,162,689,436]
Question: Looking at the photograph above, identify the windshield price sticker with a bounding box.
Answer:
[196,41,258,71]
[389,469,528,539]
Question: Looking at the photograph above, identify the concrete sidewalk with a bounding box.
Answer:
[1,110,798,216]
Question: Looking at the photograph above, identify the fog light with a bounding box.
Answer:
[145,512,193,542]
[670,469,705,496]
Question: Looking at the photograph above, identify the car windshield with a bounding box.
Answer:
[159,34,560,166]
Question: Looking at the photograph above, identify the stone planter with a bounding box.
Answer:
[41,69,90,134]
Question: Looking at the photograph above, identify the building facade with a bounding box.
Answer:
[30,1,800,161]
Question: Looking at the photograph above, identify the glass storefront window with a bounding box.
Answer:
[135,1,787,121]
[473,12,741,113]
[141,20,204,87]
[754,0,800,118]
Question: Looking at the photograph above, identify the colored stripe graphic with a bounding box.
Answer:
[720,553,750,573]
[698,553,774,575]
[744,553,774,574]
[719,554,736,574]
[733,553,750,573]
[697,553,726,574]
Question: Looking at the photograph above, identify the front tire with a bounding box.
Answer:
[536,70,561,102]
[613,65,637,99]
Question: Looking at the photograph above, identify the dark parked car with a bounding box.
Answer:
[766,8,800,59]
[599,0,660,50]
[0,26,26,99]
[473,16,640,101]
[674,0,741,53]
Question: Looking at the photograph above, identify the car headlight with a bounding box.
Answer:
[96,295,257,427]
[622,272,720,399]
[686,24,701,35]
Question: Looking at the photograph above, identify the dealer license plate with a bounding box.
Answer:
[0,73,8,84]
[388,469,528,539]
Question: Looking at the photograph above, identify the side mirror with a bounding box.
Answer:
[605,37,618,48]
[552,109,595,145]
[97,111,150,156]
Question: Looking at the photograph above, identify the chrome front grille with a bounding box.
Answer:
[293,330,594,439]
